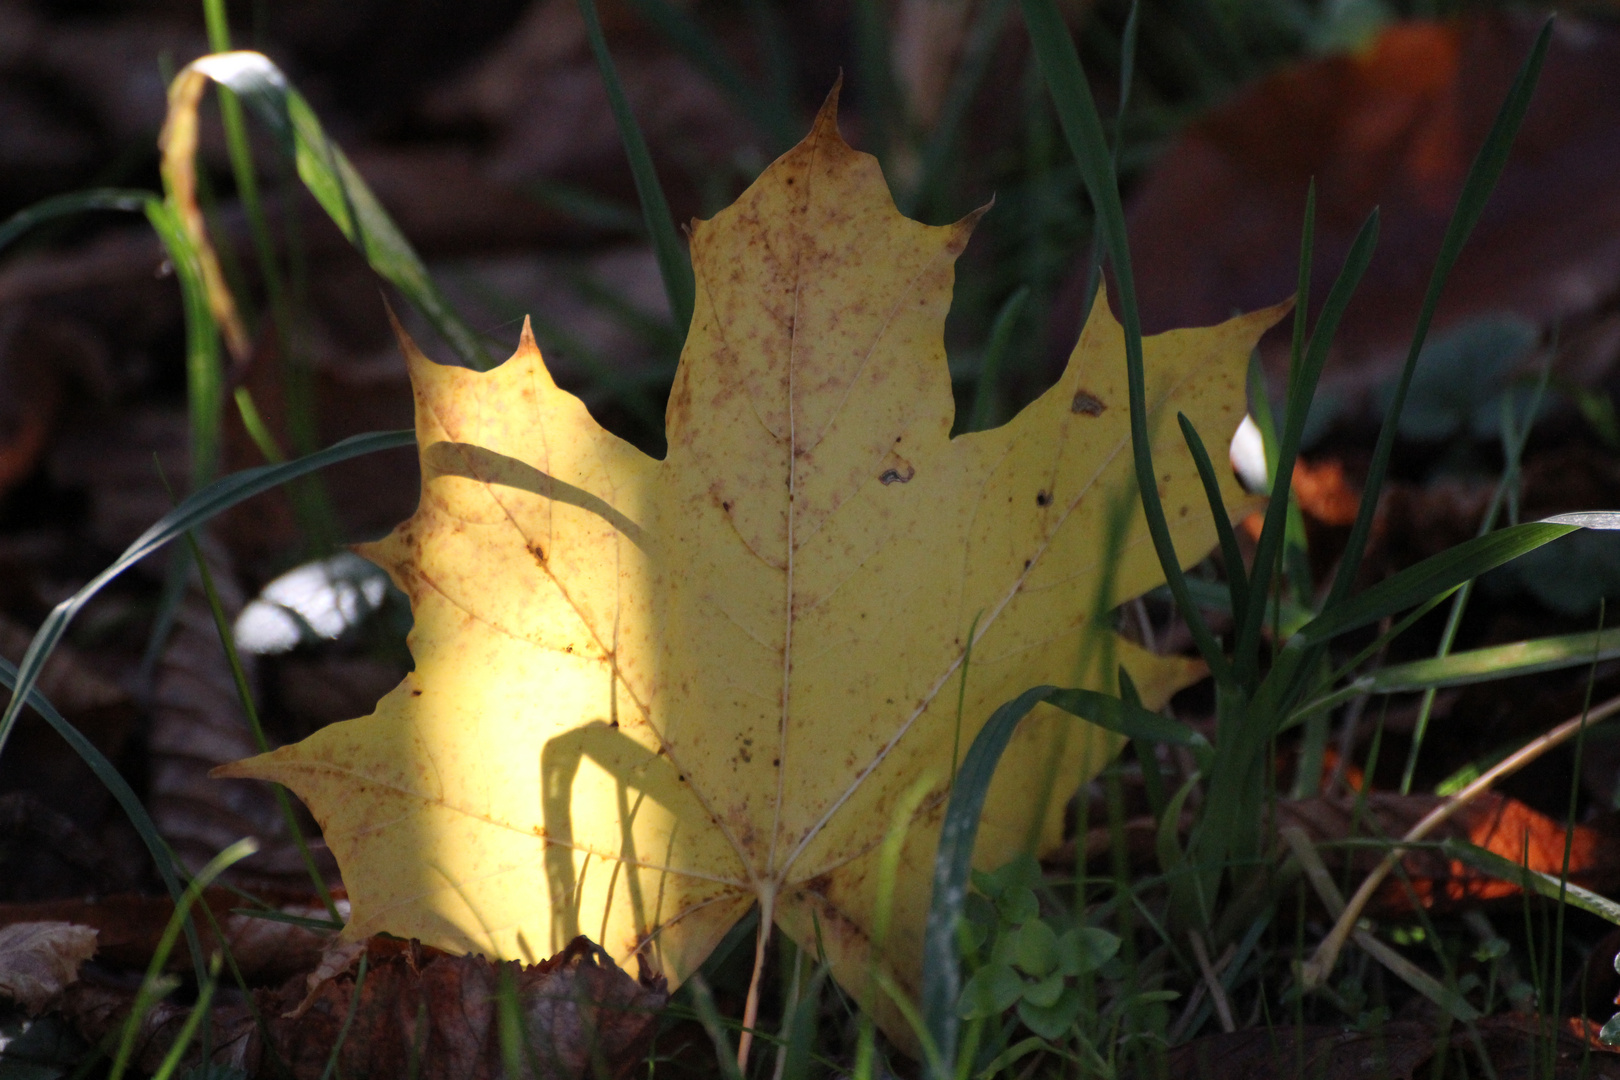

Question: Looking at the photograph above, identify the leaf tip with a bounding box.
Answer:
[812,76,844,145]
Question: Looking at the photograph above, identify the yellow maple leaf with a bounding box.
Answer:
[218,92,1283,1044]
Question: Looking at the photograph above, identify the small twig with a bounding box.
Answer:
[1188,931,1235,1032]
[1301,690,1620,988]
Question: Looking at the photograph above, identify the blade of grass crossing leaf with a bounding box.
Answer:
[922,685,1049,1073]
[1020,0,1230,685]
[0,657,208,982]
[1178,412,1249,632]
[859,773,939,1078]
[1327,20,1553,610]
[576,0,696,336]
[779,969,831,1080]
[0,188,154,253]
[173,52,494,369]
[966,286,1028,432]
[0,430,412,762]
[921,684,1205,1072]
[1237,209,1379,682]
[1077,0,1139,334]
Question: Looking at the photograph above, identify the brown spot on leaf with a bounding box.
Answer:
[528,543,546,565]
[1036,490,1051,507]
[1071,390,1106,416]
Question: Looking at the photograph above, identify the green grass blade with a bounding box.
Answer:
[1295,519,1591,646]
[108,837,258,1080]
[0,657,207,981]
[183,528,342,922]
[686,976,747,1080]
[145,200,227,487]
[1326,19,1554,610]
[317,952,368,1080]
[921,683,1201,1072]
[966,286,1029,431]
[901,0,1014,217]
[147,957,220,1080]
[203,0,285,331]
[1372,627,1620,694]
[620,0,797,151]
[779,969,831,1080]
[852,0,900,172]
[1440,839,1620,926]
[0,188,153,254]
[576,0,696,336]
[1237,209,1379,678]
[922,685,1049,1074]
[1178,412,1249,632]
[1044,687,1209,747]
[184,53,494,369]
[1077,0,1139,325]
[1287,181,1316,390]
[0,429,412,761]
[1020,0,1230,685]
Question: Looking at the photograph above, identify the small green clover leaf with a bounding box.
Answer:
[959,962,1025,1020]
[1013,919,1060,977]
[1021,970,1066,1009]
[1017,986,1084,1041]
[1057,926,1121,976]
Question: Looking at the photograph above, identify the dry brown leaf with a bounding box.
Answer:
[0,921,97,1015]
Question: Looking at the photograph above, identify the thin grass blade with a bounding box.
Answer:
[921,682,1200,1072]
[621,0,797,151]
[1021,0,1230,684]
[965,285,1029,432]
[1327,20,1554,609]
[0,188,153,254]
[577,0,696,336]
[1372,628,1620,694]
[169,52,493,369]
[0,430,412,761]
[0,658,206,979]
[1296,519,1595,645]
[1237,209,1379,677]
[902,0,1014,216]
[108,838,258,1080]
[1440,839,1620,926]
[144,200,227,487]
[1178,412,1249,631]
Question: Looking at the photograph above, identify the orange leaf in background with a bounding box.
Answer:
[1116,13,1620,405]
[1277,790,1620,914]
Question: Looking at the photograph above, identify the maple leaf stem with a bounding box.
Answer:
[738,893,775,1072]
